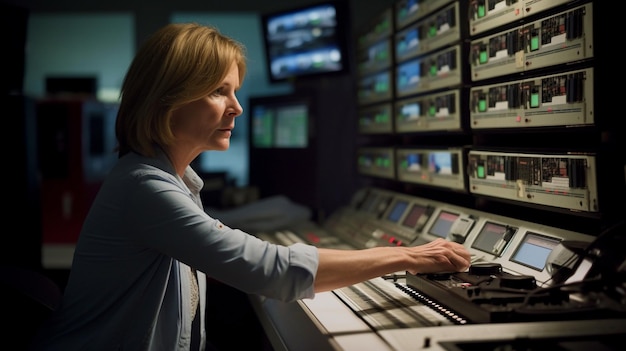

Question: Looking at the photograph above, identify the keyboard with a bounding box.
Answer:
[333,277,457,330]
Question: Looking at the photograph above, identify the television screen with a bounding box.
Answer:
[385,199,409,223]
[428,210,459,238]
[260,1,351,83]
[401,203,431,232]
[249,94,310,148]
[428,151,455,175]
[510,232,561,271]
[471,221,512,256]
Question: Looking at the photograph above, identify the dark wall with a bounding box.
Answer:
[2,0,396,51]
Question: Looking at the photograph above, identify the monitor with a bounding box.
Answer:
[249,94,311,149]
[428,151,453,175]
[471,221,516,257]
[260,1,351,83]
[385,199,409,223]
[401,203,432,232]
[511,232,561,271]
[428,210,459,239]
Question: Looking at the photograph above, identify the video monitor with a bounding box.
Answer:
[396,58,421,96]
[471,221,513,256]
[385,199,410,223]
[404,152,423,172]
[428,151,453,175]
[428,210,459,239]
[260,1,351,83]
[399,100,421,121]
[401,203,432,232]
[249,94,311,149]
[395,25,420,62]
[511,232,561,271]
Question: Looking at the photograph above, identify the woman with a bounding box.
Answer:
[31,23,471,350]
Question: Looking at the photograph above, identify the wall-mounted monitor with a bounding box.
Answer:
[260,1,351,83]
[249,94,311,149]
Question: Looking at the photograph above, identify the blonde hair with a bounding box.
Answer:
[115,23,247,157]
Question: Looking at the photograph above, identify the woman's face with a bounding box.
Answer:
[170,62,243,152]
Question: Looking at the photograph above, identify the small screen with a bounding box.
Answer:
[274,105,308,147]
[386,199,409,223]
[428,152,453,175]
[401,203,430,231]
[428,210,459,238]
[396,26,419,58]
[511,232,561,271]
[250,96,310,149]
[471,221,508,255]
[396,59,420,94]
[405,153,422,172]
[399,101,420,121]
[251,106,274,148]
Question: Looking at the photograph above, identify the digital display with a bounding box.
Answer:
[428,152,453,175]
[399,101,421,121]
[404,153,422,172]
[396,26,419,58]
[261,2,350,83]
[428,210,459,238]
[511,232,561,271]
[471,221,510,255]
[396,59,420,94]
[386,199,409,223]
[358,39,391,74]
[251,106,274,148]
[274,105,308,147]
[249,95,310,149]
[401,203,430,231]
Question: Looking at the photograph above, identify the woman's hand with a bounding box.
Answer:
[405,238,471,275]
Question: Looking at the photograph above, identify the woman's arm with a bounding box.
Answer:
[314,238,470,293]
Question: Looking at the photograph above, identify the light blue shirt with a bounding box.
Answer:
[31,150,318,350]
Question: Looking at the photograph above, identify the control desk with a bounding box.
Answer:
[250,187,626,351]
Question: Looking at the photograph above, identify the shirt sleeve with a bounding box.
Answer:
[123,168,318,302]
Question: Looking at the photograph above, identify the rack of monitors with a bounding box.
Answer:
[469,67,594,129]
[356,8,394,109]
[468,0,574,36]
[395,88,463,132]
[469,2,594,82]
[396,147,467,191]
[347,187,596,286]
[467,149,599,212]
